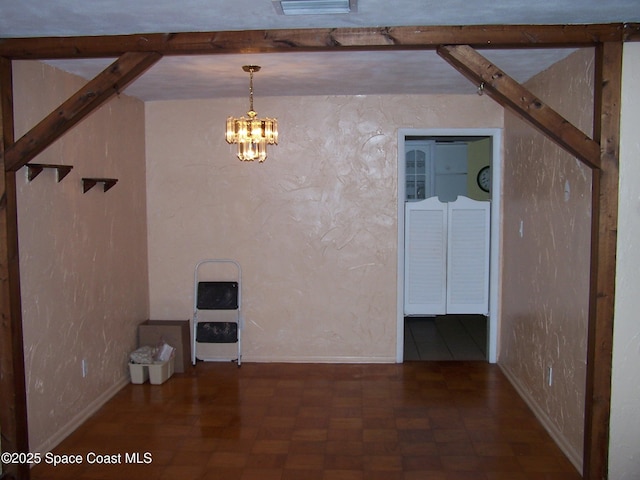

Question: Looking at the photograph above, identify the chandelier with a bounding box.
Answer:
[225,65,278,162]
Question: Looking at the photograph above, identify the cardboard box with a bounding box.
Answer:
[138,320,190,373]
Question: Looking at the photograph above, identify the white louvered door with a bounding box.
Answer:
[446,196,490,314]
[404,196,490,316]
[404,198,447,315]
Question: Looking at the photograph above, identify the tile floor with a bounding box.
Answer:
[404,315,487,361]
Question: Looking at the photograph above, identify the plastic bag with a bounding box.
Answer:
[129,345,155,364]
[130,342,175,364]
[155,342,175,363]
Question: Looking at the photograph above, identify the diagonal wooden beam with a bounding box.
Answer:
[0,56,30,480]
[3,51,162,173]
[437,44,601,169]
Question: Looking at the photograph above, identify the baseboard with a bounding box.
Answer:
[243,355,396,364]
[499,364,583,475]
[31,376,129,455]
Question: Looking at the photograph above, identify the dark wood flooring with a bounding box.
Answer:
[30,362,581,480]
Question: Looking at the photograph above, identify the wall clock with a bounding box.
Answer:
[477,165,491,193]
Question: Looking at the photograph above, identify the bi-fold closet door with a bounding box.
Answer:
[404,196,490,316]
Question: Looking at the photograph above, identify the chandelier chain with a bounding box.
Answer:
[248,67,255,112]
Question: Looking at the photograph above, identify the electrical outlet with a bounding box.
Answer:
[82,359,88,378]
[547,366,553,386]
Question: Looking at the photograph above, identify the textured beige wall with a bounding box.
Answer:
[145,93,502,362]
[499,49,594,470]
[610,42,640,480]
[13,61,149,452]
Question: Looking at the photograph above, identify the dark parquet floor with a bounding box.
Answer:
[30,361,582,480]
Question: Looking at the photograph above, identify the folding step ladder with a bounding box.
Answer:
[191,259,242,366]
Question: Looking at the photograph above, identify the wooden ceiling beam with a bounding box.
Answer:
[0,56,30,480]
[437,44,601,169]
[3,51,161,172]
[0,23,637,60]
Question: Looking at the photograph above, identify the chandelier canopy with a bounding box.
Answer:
[225,65,278,162]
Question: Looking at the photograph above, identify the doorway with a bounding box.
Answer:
[396,128,502,363]
[404,314,487,361]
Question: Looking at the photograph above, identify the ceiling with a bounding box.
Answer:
[1,0,639,102]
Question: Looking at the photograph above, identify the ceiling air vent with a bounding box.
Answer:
[273,0,357,15]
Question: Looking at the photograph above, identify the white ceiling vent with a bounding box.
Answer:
[273,0,357,15]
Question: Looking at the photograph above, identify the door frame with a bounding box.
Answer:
[396,128,503,363]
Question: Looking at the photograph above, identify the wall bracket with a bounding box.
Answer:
[26,163,73,182]
[82,178,118,193]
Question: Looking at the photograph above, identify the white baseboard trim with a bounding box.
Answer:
[499,364,583,475]
[31,376,129,455]
[242,355,396,364]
